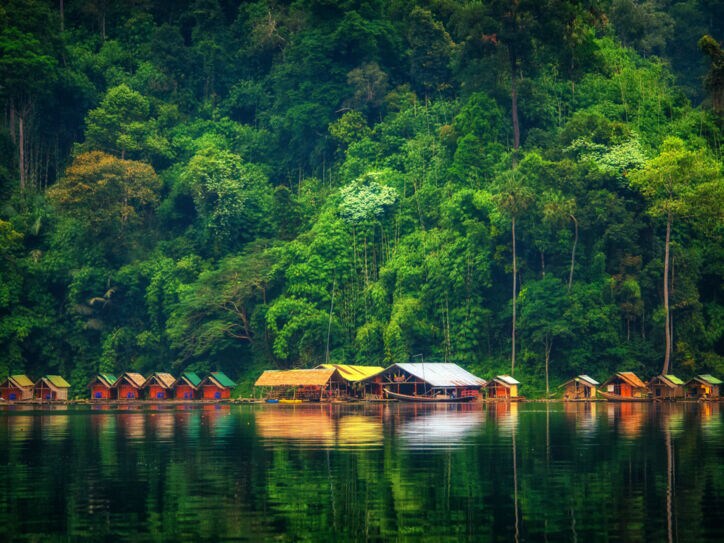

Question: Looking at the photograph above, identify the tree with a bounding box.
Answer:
[495,173,534,376]
[519,276,571,396]
[181,146,273,254]
[542,192,578,291]
[0,26,57,191]
[630,137,722,375]
[699,35,724,114]
[48,151,161,261]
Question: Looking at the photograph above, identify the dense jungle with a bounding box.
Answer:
[0,0,722,396]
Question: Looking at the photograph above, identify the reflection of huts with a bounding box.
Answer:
[114,372,146,400]
[367,363,487,399]
[174,371,202,400]
[316,364,385,398]
[34,375,71,401]
[255,368,346,400]
[0,375,34,401]
[600,372,648,399]
[560,375,599,400]
[144,372,176,400]
[685,374,721,400]
[648,375,685,400]
[484,375,520,399]
[89,374,117,399]
[199,372,235,399]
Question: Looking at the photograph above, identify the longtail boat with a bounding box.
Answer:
[597,390,650,402]
[383,388,475,403]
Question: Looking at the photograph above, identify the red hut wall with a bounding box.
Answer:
[202,385,230,399]
[1,385,23,401]
[91,384,111,399]
[491,384,510,398]
[35,384,55,400]
[148,385,167,399]
[117,384,139,399]
[175,385,196,400]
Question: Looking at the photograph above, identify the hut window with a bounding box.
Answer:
[95,392,102,399]
[9,393,16,400]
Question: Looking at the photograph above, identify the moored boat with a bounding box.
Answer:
[598,390,650,402]
[384,388,475,403]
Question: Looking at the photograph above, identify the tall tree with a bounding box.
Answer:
[630,137,721,375]
[495,173,534,376]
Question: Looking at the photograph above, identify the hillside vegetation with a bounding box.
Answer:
[1,0,722,396]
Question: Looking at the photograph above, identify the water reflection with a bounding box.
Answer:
[0,402,722,542]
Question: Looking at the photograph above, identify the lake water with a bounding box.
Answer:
[0,402,722,542]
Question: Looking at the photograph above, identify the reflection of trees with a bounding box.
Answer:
[0,405,722,540]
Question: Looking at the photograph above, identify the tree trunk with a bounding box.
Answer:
[568,214,578,292]
[662,213,672,375]
[18,113,25,192]
[509,48,520,152]
[544,334,551,398]
[511,216,517,376]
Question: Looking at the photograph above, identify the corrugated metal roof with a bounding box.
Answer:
[10,375,34,387]
[317,364,385,382]
[180,371,202,388]
[209,371,236,388]
[662,374,684,386]
[100,374,117,386]
[119,372,146,388]
[494,375,520,386]
[697,374,722,385]
[577,375,599,386]
[255,368,337,387]
[393,363,486,387]
[145,372,176,389]
[45,375,70,388]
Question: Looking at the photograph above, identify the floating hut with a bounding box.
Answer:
[34,375,71,401]
[255,368,346,400]
[366,363,486,399]
[648,374,685,400]
[316,364,385,398]
[600,372,648,399]
[174,371,202,400]
[114,372,146,400]
[0,375,34,401]
[144,372,176,400]
[89,374,117,399]
[685,374,721,400]
[199,371,235,399]
[483,375,520,399]
[560,375,599,400]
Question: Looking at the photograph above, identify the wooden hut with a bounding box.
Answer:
[114,372,146,400]
[174,371,202,400]
[255,368,345,400]
[316,364,385,398]
[34,375,71,401]
[199,372,235,399]
[89,374,117,399]
[560,375,599,400]
[144,372,176,400]
[484,375,520,399]
[685,374,721,400]
[0,375,34,401]
[365,363,486,399]
[600,372,648,399]
[648,374,685,400]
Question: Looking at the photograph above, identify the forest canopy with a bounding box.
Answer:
[0,0,722,396]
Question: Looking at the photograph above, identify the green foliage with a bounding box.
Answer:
[0,0,722,396]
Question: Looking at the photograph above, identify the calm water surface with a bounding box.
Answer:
[1,402,722,542]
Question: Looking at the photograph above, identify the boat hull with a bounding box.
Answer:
[383,389,475,403]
